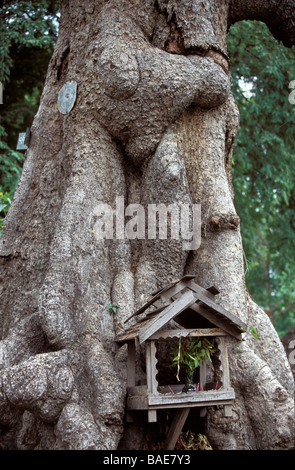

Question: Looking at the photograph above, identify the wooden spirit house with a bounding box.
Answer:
[116,275,246,448]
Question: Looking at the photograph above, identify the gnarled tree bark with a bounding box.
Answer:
[0,0,294,450]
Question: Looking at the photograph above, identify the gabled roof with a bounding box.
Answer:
[116,276,247,344]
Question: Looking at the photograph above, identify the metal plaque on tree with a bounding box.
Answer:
[57,81,77,114]
[16,127,30,151]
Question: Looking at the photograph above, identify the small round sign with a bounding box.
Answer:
[57,81,77,114]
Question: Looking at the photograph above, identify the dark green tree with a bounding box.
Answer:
[0,0,59,229]
[228,20,295,336]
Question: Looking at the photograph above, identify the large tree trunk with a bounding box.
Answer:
[0,0,294,450]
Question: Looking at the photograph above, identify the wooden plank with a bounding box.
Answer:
[125,276,196,323]
[224,404,233,417]
[146,398,235,411]
[186,279,216,300]
[206,285,220,295]
[151,280,179,297]
[116,316,152,343]
[190,303,243,340]
[149,389,235,406]
[127,395,148,410]
[138,290,196,344]
[145,302,171,317]
[124,290,168,323]
[160,281,187,303]
[151,275,196,296]
[146,341,158,395]
[127,340,136,387]
[148,409,157,423]
[146,284,187,316]
[124,297,161,323]
[127,385,148,396]
[180,274,198,281]
[127,392,235,411]
[149,399,234,411]
[164,408,191,450]
[148,389,235,407]
[149,328,227,341]
[192,288,247,331]
[219,336,230,388]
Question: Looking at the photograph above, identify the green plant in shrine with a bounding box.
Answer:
[170,337,215,383]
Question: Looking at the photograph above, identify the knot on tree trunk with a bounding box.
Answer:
[208,214,240,232]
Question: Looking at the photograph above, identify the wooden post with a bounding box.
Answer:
[164,408,191,450]
[224,404,233,417]
[126,340,136,423]
[199,358,207,389]
[127,340,136,388]
[148,409,157,423]
[219,337,233,417]
[146,341,158,395]
[199,407,207,417]
[199,359,207,416]
[146,340,158,422]
[219,337,230,388]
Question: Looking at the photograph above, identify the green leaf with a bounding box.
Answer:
[205,349,212,361]
[106,303,120,313]
[250,326,259,339]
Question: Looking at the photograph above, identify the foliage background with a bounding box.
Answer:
[0,0,59,223]
[0,3,294,337]
[227,21,295,336]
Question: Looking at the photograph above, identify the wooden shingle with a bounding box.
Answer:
[116,276,246,343]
